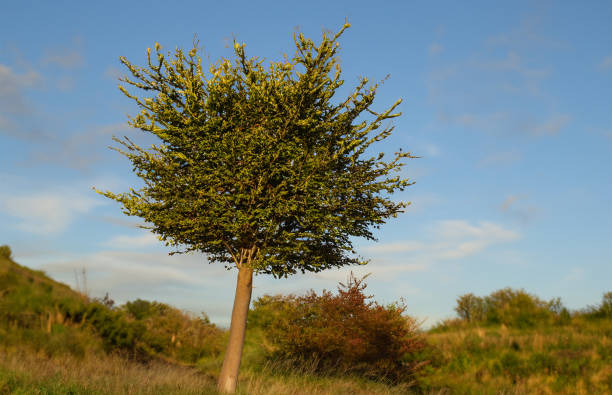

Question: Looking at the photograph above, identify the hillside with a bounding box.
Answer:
[0,245,225,365]
[0,248,103,357]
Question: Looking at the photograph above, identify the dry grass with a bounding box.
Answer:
[0,346,216,394]
[0,346,413,395]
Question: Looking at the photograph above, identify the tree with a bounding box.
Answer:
[455,293,485,323]
[96,23,414,393]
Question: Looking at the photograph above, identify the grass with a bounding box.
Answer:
[0,345,413,394]
[0,346,216,394]
[421,319,612,394]
[2,320,609,395]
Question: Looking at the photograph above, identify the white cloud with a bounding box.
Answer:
[29,250,237,323]
[103,232,160,249]
[361,220,520,271]
[364,241,425,253]
[0,190,103,234]
[432,220,519,242]
[313,262,427,283]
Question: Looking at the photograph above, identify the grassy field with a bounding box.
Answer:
[1,247,611,394]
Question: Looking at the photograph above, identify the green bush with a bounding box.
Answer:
[251,274,429,384]
[122,299,224,363]
[0,245,11,260]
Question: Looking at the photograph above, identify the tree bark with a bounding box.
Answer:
[217,266,254,393]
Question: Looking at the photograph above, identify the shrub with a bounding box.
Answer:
[122,299,224,363]
[0,245,12,259]
[251,274,429,384]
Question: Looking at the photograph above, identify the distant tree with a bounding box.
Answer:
[455,293,485,323]
[583,291,612,319]
[454,288,565,328]
[601,292,612,317]
[0,245,12,260]
[97,23,413,393]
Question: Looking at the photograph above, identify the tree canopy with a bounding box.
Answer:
[98,23,414,277]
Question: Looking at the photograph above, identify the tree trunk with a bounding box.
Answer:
[217,266,254,393]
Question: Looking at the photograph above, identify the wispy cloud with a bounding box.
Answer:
[522,113,571,136]
[0,64,41,112]
[428,43,444,55]
[31,250,236,322]
[42,37,85,69]
[479,150,522,167]
[427,16,570,140]
[499,195,538,224]
[104,65,123,80]
[27,122,132,171]
[486,15,565,50]
[597,55,612,71]
[419,142,441,157]
[432,220,519,243]
[364,241,425,253]
[0,188,103,234]
[360,220,520,274]
[103,232,160,249]
[0,63,45,140]
[442,111,570,137]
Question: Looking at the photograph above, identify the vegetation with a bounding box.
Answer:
[249,274,427,385]
[451,288,569,328]
[422,318,612,393]
[581,291,612,319]
[0,245,223,365]
[1,247,611,393]
[96,23,414,392]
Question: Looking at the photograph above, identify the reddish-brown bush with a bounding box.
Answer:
[250,274,429,384]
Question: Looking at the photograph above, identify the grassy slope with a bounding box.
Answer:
[1,253,611,394]
[0,253,106,359]
[423,321,612,394]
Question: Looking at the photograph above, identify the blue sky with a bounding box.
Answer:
[1,1,611,327]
